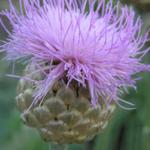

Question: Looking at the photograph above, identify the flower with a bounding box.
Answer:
[0,0,150,108]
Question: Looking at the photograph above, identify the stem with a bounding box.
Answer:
[49,144,68,150]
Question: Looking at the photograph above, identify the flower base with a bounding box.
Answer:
[16,64,115,144]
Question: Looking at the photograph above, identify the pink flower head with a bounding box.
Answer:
[0,0,150,108]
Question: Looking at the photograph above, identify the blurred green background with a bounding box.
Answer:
[0,0,150,150]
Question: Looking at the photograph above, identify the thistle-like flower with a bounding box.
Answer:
[0,0,150,107]
[0,0,150,144]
